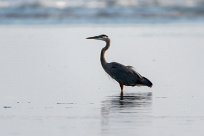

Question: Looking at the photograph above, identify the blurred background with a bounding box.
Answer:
[1,1,204,136]
[0,0,204,24]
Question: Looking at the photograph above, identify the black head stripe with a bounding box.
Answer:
[99,34,108,38]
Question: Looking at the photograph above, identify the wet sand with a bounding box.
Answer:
[0,24,204,136]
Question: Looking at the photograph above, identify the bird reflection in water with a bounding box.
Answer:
[101,92,152,112]
[101,92,152,133]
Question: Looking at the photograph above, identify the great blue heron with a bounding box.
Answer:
[86,34,152,97]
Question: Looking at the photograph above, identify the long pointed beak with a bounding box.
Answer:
[86,36,98,39]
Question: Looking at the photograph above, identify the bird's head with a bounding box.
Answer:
[86,34,109,41]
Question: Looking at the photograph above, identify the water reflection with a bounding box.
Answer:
[101,92,152,134]
[101,92,152,114]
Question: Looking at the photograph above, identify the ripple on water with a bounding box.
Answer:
[101,92,153,132]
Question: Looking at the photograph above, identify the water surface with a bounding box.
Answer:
[0,25,204,136]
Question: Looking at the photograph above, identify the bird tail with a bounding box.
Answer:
[141,77,153,87]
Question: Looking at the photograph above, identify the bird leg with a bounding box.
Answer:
[119,83,124,100]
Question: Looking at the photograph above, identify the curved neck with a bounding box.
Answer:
[100,39,110,67]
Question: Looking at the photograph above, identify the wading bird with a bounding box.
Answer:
[86,34,152,98]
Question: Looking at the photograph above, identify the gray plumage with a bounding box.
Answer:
[106,62,142,86]
[86,34,152,97]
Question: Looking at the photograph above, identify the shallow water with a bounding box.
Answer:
[0,24,204,136]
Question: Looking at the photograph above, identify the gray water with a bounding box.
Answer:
[1,0,204,24]
[0,25,204,136]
